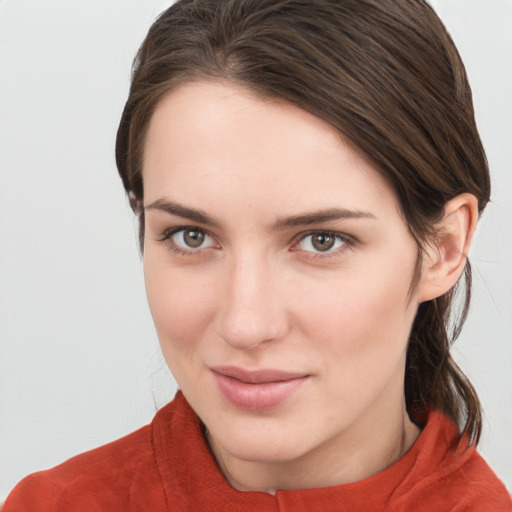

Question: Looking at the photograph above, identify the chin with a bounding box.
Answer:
[208,419,314,464]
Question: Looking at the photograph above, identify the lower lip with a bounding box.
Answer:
[212,372,309,411]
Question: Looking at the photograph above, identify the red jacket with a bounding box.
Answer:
[5,391,511,511]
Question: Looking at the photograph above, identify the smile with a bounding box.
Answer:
[210,366,310,411]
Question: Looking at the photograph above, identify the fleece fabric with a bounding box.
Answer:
[4,391,511,511]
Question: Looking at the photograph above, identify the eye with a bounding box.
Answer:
[296,232,348,254]
[158,227,217,253]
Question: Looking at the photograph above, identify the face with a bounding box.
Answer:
[142,81,422,467]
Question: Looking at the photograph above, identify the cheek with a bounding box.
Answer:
[143,253,216,362]
[304,260,414,338]
[298,255,417,382]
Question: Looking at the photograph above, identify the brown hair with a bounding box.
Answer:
[116,0,489,443]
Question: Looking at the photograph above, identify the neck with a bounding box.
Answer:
[207,398,420,494]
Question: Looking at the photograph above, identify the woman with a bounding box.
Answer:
[4,0,511,510]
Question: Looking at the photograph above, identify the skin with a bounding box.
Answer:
[141,81,475,493]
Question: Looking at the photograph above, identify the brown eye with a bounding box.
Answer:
[183,229,204,248]
[297,232,347,254]
[164,227,216,252]
[311,233,335,251]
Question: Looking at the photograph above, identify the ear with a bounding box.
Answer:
[417,193,479,303]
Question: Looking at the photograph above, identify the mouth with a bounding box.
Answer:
[210,366,310,411]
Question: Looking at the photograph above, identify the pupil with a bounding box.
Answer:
[184,230,204,248]
[312,233,334,251]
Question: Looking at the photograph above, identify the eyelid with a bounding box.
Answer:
[155,226,355,258]
[156,225,220,254]
[290,230,356,256]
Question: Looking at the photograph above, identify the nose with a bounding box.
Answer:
[215,253,290,351]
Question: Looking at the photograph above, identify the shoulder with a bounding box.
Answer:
[442,449,512,511]
[426,448,512,511]
[393,410,512,511]
[3,403,176,512]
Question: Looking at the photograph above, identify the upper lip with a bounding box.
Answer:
[211,366,309,384]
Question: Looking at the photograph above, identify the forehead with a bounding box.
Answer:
[142,80,399,221]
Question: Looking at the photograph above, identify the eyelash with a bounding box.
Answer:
[156,226,355,259]
[156,226,217,257]
[291,230,355,259]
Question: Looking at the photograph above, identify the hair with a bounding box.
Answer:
[116,0,489,444]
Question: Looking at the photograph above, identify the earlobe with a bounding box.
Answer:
[417,193,479,303]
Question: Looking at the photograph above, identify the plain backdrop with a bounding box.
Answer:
[0,0,511,499]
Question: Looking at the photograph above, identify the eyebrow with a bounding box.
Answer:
[144,199,220,227]
[272,208,376,229]
[144,198,375,230]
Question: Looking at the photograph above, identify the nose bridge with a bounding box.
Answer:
[216,247,287,350]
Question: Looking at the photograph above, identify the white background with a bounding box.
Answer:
[0,0,511,499]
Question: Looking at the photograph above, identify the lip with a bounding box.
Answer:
[210,366,309,411]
